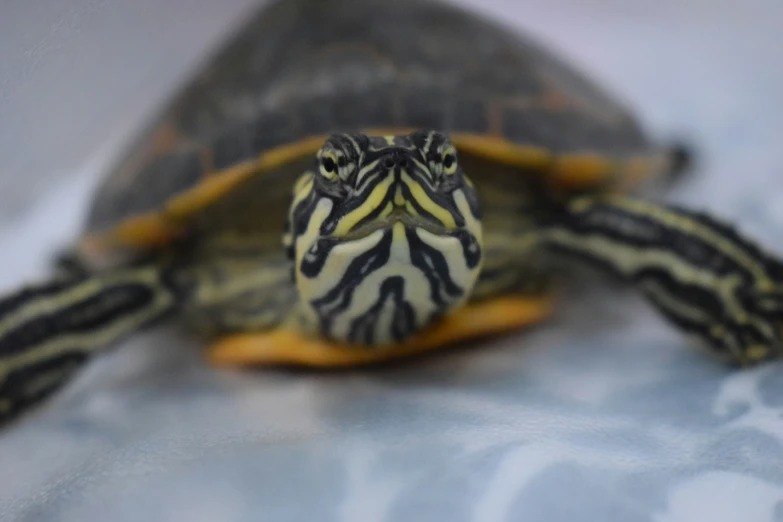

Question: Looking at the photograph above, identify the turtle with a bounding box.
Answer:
[1,0,782,428]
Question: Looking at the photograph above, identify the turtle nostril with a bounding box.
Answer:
[398,157,408,168]
[383,156,395,169]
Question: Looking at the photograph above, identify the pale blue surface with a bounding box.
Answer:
[1,1,783,521]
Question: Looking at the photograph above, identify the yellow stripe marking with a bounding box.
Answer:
[292,173,313,197]
[333,175,394,237]
[0,269,174,381]
[402,173,457,229]
[574,196,774,289]
[394,186,405,206]
[380,201,395,220]
[0,268,161,334]
[392,221,406,242]
[546,229,777,343]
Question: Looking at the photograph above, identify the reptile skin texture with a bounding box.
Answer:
[0,1,782,520]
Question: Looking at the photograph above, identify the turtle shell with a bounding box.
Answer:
[79,0,674,260]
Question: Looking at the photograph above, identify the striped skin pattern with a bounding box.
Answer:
[0,266,180,425]
[284,131,484,345]
[175,234,298,337]
[541,195,783,365]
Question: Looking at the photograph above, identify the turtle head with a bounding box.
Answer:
[284,130,484,345]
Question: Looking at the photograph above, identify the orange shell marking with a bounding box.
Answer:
[88,130,665,251]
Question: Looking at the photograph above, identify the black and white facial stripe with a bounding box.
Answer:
[285,131,484,345]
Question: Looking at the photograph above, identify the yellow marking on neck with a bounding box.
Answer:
[282,174,315,250]
[402,172,457,229]
[453,188,483,247]
[380,201,395,219]
[289,175,314,211]
[292,173,314,197]
[295,197,333,251]
[332,175,394,237]
[356,159,380,189]
[394,186,405,206]
[392,221,406,242]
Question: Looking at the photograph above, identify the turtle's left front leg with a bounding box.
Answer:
[538,194,783,365]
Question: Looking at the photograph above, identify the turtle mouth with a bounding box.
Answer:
[338,210,452,242]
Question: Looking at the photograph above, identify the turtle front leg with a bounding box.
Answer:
[539,194,783,365]
[0,265,181,426]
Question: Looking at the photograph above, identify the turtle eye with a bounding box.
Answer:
[319,153,339,181]
[441,146,458,175]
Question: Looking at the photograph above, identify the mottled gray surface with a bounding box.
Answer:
[1,1,783,521]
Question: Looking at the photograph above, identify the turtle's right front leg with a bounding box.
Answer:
[538,194,783,365]
[0,265,182,426]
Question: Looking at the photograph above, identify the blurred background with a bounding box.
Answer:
[0,1,782,521]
